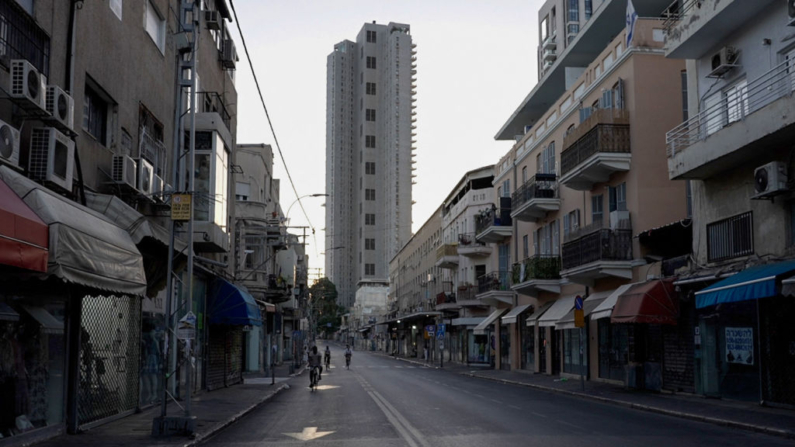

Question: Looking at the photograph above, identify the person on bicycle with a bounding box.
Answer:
[308,346,323,387]
[344,345,352,369]
[324,346,331,369]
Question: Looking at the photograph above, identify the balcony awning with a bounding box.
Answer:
[209,278,262,326]
[538,295,577,327]
[591,283,639,320]
[696,260,795,309]
[473,308,508,334]
[256,299,276,313]
[0,167,146,296]
[22,305,63,335]
[526,301,554,327]
[556,290,613,330]
[0,175,48,272]
[611,279,678,325]
[500,304,533,325]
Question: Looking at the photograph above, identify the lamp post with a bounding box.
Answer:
[285,193,328,224]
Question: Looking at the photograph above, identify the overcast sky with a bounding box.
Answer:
[229,0,545,277]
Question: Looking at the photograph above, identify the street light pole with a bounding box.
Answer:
[285,193,328,224]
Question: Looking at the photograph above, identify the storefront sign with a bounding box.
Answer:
[725,327,753,365]
[177,311,197,340]
[171,194,192,221]
[574,309,585,328]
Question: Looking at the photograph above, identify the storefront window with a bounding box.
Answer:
[520,316,534,370]
[468,331,490,364]
[563,329,587,375]
[0,297,66,437]
[598,319,630,381]
[499,325,510,370]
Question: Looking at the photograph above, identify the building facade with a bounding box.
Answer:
[325,22,416,309]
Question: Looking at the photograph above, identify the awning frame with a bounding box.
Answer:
[473,308,508,334]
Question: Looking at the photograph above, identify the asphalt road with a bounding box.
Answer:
[203,345,792,447]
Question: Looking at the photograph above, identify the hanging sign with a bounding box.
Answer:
[171,194,192,221]
[725,327,753,365]
[177,311,197,340]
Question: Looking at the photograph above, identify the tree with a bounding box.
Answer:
[308,277,341,335]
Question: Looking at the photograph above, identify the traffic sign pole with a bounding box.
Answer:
[574,295,585,392]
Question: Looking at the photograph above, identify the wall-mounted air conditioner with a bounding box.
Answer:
[112,155,137,189]
[753,161,788,199]
[10,60,48,113]
[29,127,74,192]
[708,47,739,78]
[221,39,237,69]
[609,210,630,230]
[137,158,154,197]
[0,119,21,168]
[204,10,221,30]
[152,175,164,199]
[46,85,75,130]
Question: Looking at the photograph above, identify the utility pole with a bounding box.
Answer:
[153,0,199,436]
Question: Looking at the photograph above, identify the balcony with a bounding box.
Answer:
[542,36,556,51]
[666,59,795,180]
[542,48,557,63]
[476,271,513,305]
[434,244,459,269]
[511,174,560,222]
[457,233,492,257]
[511,255,563,297]
[264,274,293,304]
[475,202,513,243]
[663,0,776,59]
[560,109,631,191]
[561,220,633,285]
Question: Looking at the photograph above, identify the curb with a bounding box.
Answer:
[182,382,290,447]
[393,356,438,369]
[463,373,795,441]
[289,364,307,377]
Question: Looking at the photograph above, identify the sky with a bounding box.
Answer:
[228,0,546,278]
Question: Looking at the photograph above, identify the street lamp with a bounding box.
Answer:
[285,193,328,224]
[320,246,345,255]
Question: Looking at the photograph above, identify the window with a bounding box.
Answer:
[366,82,376,95]
[567,0,579,22]
[725,79,748,124]
[537,142,556,174]
[541,16,549,42]
[592,195,603,224]
[366,30,377,43]
[83,83,110,145]
[584,0,592,19]
[522,235,529,259]
[552,219,560,255]
[236,182,250,201]
[366,56,376,69]
[681,71,689,121]
[144,0,166,54]
[609,183,627,212]
[110,0,123,20]
[365,264,375,275]
[502,179,510,198]
[365,135,376,148]
[365,238,375,250]
[365,214,375,225]
[563,210,580,237]
[366,189,375,200]
[366,109,376,122]
[366,162,375,174]
[707,211,753,262]
[521,166,527,184]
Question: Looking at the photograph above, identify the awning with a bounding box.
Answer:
[451,317,485,327]
[611,279,678,325]
[0,302,19,321]
[0,167,146,296]
[556,290,612,330]
[208,278,263,326]
[538,295,577,327]
[0,176,48,272]
[500,304,533,325]
[696,260,795,309]
[22,305,63,334]
[591,283,639,320]
[473,308,508,334]
[358,325,373,333]
[256,299,276,313]
[526,301,554,326]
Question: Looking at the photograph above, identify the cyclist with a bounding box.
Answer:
[344,345,352,370]
[324,346,331,370]
[308,346,323,390]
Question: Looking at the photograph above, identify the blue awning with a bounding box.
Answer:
[208,278,263,326]
[695,260,795,309]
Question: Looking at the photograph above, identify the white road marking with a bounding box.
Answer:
[531,412,548,418]
[490,399,502,404]
[355,374,431,447]
[509,405,522,410]
[283,427,334,441]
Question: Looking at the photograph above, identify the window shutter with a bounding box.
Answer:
[579,107,593,123]
[553,220,560,255]
[615,78,625,110]
[600,89,613,109]
[563,214,570,236]
[533,229,539,255]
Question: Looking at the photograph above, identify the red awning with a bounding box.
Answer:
[611,278,678,325]
[0,176,48,272]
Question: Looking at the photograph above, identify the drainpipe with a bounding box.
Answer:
[65,0,86,205]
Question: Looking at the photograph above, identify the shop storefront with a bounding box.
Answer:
[556,292,609,377]
[524,302,553,373]
[591,284,636,382]
[537,297,576,375]
[500,304,531,371]
[473,309,507,367]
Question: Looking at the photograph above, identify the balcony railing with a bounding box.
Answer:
[562,229,633,271]
[477,271,511,294]
[661,0,700,35]
[511,255,562,284]
[458,233,485,247]
[197,91,232,131]
[475,206,512,236]
[561,109,631,177]
[666,59,795,158]
[512,173,558,208]
[457,283,478,301]
[436,244,458,260]
[707,211,753,263]
[0,1,50,76]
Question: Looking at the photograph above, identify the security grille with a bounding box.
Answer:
[706,211,753,263]
[78,295,141,428]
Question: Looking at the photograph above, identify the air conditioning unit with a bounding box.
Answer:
[221,39,237,69]
[10,60,48,113]
[708,47,738,78]
[152,175,164,199]
[112,155,137,189]
[29,127,74,192]
[0,119,21,168]
[137,158,154,196]
[45,85,75,130]
[609,210,630,230]
[753,161,788,199]
[204,10,221,30]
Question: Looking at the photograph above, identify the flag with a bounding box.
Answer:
[626,0,638,48]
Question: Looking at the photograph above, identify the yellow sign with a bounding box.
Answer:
[171,194,192,221]
[574,309,585,328]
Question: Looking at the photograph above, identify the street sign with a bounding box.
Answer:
[424,325,435,339]
[574,295,584,311]
[177,311,197,340]
[436,324,446,340]
[171,194,192,221]
[574,309,585,328]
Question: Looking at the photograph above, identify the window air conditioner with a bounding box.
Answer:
[10,60,48,113]
[708,47,738,78]
[46,85,75,130]
[112,155,137,189]
[753,161,788,199]
[29,127,74,192]
[204,10,221,30]
[137,158,155,197]
[0,119,21,169]
[221,39,237,69]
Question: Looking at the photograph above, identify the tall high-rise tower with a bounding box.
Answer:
[325,22,415,309]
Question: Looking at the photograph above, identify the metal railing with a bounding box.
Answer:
[435,244,458,260]
[707,211,753,263]
[511,255,561,284]
[456,283,478,301]
[458,233,485,247]
[0,1,50,76]
[667,59,795,157]
[512,173,559,209]
[477,271,511,294]
[562,229,633,270]
[561,116,631,176]
[196,91,232,131]
[662,0,699,35]
[475,205,512,235]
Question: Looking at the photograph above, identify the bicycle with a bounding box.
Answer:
[309,366,320,391]
[345,354,351,370]
[324,354,331,371]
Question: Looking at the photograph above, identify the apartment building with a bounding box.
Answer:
[537,0,607,79]
[326,22,416,309]
[663,0,795,407]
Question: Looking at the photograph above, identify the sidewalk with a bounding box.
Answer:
[381,353,795,440]
[29,365,303,447]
